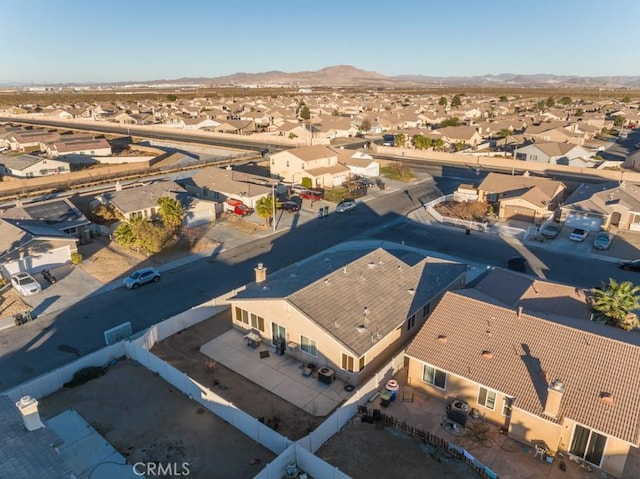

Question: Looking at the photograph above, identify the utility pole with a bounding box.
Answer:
[511,145,519,176]
[272,183,276,232]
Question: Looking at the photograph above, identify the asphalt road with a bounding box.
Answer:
[1,177,636,391]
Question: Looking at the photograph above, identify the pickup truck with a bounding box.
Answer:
[224,199,253,217]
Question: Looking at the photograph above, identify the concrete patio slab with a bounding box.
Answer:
[201,329,352,416]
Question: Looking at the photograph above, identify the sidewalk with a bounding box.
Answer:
[407,207,638,263]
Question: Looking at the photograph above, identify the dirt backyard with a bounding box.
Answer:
[39,360,276,479]
[151,309,325,440]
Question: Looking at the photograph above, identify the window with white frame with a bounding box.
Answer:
[300,335,317,357]
[570,424,607,466]
[422,365,446,389]
[502,397,513,417]
[478,387,496,410]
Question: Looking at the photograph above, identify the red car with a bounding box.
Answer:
[299,189,324,201]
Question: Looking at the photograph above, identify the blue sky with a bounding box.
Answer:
[2,0,639,84]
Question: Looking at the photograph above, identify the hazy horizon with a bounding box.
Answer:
[2,0,639,84]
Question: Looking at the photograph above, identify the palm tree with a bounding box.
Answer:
[590,278,640,331]
[157,197,184,230]
[255,195,277,227]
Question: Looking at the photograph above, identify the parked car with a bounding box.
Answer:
[619,259,640,272]
[224,199,253,217]
[299,189,324,201]
[336,200,357,213]
[291,184,306,194]
[11,272,41,296]
[593,232,612,250]
[278,201,300,213]
[123,267,160,289]
[635,143,640,150]
[507,256,527,273]
[540,224,561,239]
[569,228,589,242]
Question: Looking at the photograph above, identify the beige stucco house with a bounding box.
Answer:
[228,245,467,386]
[269,145,350,187]
[405,270,640,478]
[560,181,640,232]
[477,172,566,223]
[0,154,70,178]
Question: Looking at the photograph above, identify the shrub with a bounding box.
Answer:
[71,252,83,265]
[64,366,106,388]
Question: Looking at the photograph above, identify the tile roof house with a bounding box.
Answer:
[229,245,467,386]
[516,141,594,166]
[476,172,566,223]
[560,181,640,232]
[405,282,640,478]
[0,153,70,178]
[0,217,78,278]
[269,145,351,187]
[436,126,483,147]
[95,180,190,222]
[181,166,272,209]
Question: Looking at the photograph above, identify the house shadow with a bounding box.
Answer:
[520,343,548,408]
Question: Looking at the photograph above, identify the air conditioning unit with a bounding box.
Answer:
[318,367,335,385]
[286,341,298,355]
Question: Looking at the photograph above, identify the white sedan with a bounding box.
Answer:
[569,228,589,242]
[336,200,357,213]
[11,272,42,296]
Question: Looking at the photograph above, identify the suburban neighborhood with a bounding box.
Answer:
[2,3,640,477]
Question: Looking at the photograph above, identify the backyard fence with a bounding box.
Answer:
[357,408,500,479]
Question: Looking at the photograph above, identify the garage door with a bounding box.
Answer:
[2,246,71,276]
[564,213,603,232]
[184,210,214,227]
[502,206,537,223]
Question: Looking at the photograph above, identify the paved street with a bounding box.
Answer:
[1,176,639,391]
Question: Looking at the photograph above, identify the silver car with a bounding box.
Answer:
[11,272,42,296]
[123,267,160,289]
[336,200,357,213]
[593,232,612,250]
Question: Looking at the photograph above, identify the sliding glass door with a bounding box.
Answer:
[570,424,607,466]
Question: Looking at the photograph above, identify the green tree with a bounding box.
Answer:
[255,195,276,227]
[498,129,513,138]
[301,177,312,189]
[451,95,462,107]
[133,221,174,253]
[113,221,136,246]
[332,109,340,116]
[590,279,640,331]
[391,161,411,179]
[438,96,448,106]
[546,97,555,108]
[91,204,122,224]
[499,95,508,102]
[395,133,407,148]
[166,94,178,102]
[574,108,584,117]
[440,117,462,127]
[432,138,445,151]
[621,96,631,103]
[288,132,298,139]
[157,196,184,230]
[559,96,572,105]
[613,115,625,127]
[412,134,432,150]
[299,105,311,120]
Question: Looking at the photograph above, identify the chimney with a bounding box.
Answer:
[517,306,523,318]
[254,263,267,283]
[15,396,45,431]
[544,379,565,418]
[115,181,122,191]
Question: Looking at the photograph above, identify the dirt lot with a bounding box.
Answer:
[39,360,276,479]
[151,309,324,440]
[78,225,220,284]
[316,420,479,479]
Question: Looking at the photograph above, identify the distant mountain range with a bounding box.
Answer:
[6,65,640,89]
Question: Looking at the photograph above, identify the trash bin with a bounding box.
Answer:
[385,379,399,401]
